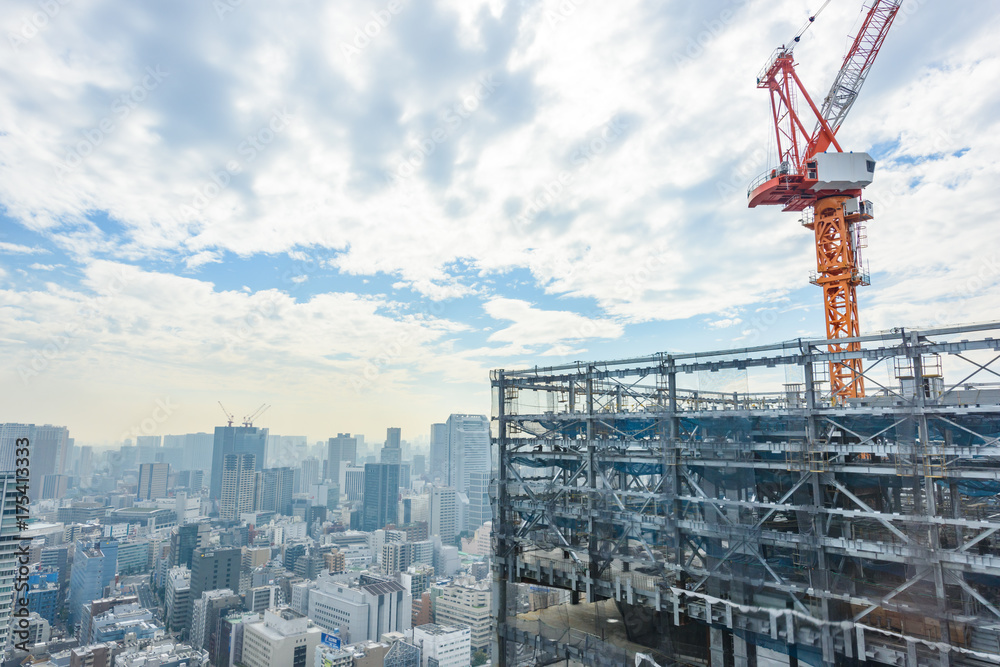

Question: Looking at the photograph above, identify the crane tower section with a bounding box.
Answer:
[748,0,901,402]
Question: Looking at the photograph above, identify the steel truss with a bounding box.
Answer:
[492,322,1000,667]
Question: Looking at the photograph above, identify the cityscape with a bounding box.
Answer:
[0,418,500,667]
[2,0,1000,666]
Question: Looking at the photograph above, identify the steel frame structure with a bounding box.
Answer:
[492,322,1000,667]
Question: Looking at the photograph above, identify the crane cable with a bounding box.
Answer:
[788,0,832,51]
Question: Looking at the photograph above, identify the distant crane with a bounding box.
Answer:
[218,401,235,427]
[243,403,270,427]
[748,0,902,401]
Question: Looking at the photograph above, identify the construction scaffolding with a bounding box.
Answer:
[491,322,1000,667]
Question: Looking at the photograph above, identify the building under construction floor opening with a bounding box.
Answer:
[490,322,1000,667]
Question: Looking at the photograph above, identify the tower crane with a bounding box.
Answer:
[748,1,901,401]
[243,403,270,427]
[218,401,235,427]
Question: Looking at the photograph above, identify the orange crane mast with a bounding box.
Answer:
[748,1,901,402]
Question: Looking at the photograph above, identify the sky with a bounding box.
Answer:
[1,0,998,447]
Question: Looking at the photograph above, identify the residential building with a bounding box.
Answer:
[382,542,412,575]
[428,486,458,545]
[1,487,33,632]
[221,453,257,521]
[210,426,268,500]
[165,567,191,633]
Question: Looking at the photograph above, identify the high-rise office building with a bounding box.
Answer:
[466,471,492,531]
[429,424,448,483]
[41,474,69,499]
[412,454,426,478]
[429,487,458,546]
[210,426,268,500]
[137,462,169,500]
[300,457,321,488]
[69,539,119,628]
[327,433,356,489]
[221,453,256,521]
[0,472,25,641]
[362,463,399,532]
[382,427,402,465]
[255,467,294,516]
[1,424,70,501]
[190,547,241,601]
[344,465,365,502]
[446,414,490,494]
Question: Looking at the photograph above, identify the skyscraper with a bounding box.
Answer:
[429,423,448,483]
[0,472,25,641]
[1,423,70,501]
[255,467,294,516]
[137,462,169,500]
[381,427,402,465]
[362,463,399,532]
[429,486,458,545]
[326,433,356,488]
[210,426,268,501]
[220,454,256,521]
[69,539,118,628]
[446,414,490,494]
[466,471,492,531]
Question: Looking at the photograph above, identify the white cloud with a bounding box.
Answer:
[0,242,47,255]
[28,263,61,271]
[484,297,622,347]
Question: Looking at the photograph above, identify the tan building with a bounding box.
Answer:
[433,580,491,651]
[325,549,346,574]
[241,608,321,667]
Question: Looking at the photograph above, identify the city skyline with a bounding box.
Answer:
[2,2,998,444]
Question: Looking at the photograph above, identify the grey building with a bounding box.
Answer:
[362,463,399,532]
[210,426,268,500]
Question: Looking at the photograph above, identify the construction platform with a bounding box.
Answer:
[490,322,1000,666]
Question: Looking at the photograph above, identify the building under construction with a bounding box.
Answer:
[491,322,1000,666]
